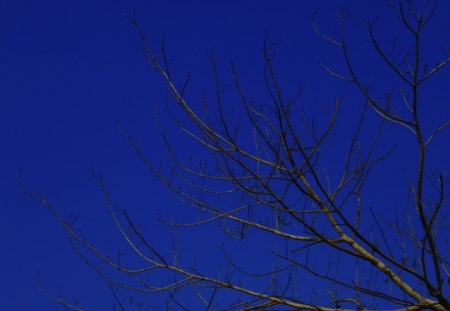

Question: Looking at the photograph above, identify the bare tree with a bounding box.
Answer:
[28,1,449,310]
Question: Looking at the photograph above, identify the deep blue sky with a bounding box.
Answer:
[2,0,449,310]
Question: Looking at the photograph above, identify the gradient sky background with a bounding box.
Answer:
[2,0,449,310]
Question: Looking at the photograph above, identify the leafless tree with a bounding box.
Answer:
[28,1,449,310]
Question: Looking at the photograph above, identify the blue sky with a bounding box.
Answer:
[2,0,449,309]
